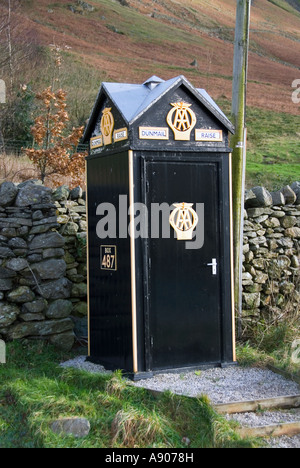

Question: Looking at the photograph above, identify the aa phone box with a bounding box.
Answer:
[83,75,236,379]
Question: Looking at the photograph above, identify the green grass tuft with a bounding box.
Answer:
[0,341,256,448]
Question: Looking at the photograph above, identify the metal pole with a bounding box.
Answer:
[231,0,251,337]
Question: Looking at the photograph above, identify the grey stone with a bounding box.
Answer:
[33,216,58,226]
[27,254,43,263]
[255,215,268,224]
[242,272,253,285]
[248,236,267,245]
[279,281,295,295]
[29,224,58,235]
[7,286,35,303]
[252,258,266,270]
[69,205,86,214]
[254,271,268,284]
[271,211,285,218]
[8,237,27,249]
[0,303,19,327]
[291,255,299,268]
[31,259,66,280]
[277,237,294,248]
[280,216,297,228]
[36,278,72,300]
[245,189,256,204]
[0,182,18,207]
[242,292,261,309]
[60,222,79,235]
[71,282,87,298]
[262,217,280,228]
[43,248,65,259]
[247,207,272,218]
[19,313,45,322]
[45,299,73,319]
[0,247,15,258]
[0,278,13,291]
[52,185,70,202]
[0,266,17,278]
[29,232,65,250]
[72,301,87,317]
[0,228,17,238]
[6,258,28,272]
[290,182,300,203]
[15,183,52,207]
[285,226,300,238]
[49,331,75,351]
[8,318,74,339]
[276,255,291,269]
[50,417,90,438]
[280,185,297,205]
[245,186,273,208]
[32,210,44,221]
[69,186,83,200]
[22,298,48,314]
[270,191,285,207]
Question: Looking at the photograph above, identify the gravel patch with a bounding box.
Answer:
[60,357,300,448]
[60,358,300,404]
[267,434,300,449]
[132,366,300,404]
[226,410,300,449]
[226,408,300,427]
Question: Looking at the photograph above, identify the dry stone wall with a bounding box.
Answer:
[242,183,300,337]
[0,180,87,351]
[0,179,299,350]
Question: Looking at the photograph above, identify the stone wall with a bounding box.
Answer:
[0,180,87,351]
[241,183,300,337]
[0,179,299,350]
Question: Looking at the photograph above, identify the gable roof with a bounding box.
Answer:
[83,75,234,142]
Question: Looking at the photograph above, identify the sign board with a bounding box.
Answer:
[101,245,117,271]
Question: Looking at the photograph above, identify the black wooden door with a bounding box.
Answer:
[145,159,222,370]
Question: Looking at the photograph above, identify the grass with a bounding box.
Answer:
[0,341,257,448]
[217,99,300,190]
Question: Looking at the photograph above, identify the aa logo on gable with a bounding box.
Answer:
[101,108,115,145]
[167,102,197,141]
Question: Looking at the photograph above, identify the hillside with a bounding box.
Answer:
[0,0,299,187]
[14,0,300,115]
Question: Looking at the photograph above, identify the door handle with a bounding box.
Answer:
[207,258,217,275]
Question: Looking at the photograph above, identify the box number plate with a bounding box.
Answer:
[101,246,117,271]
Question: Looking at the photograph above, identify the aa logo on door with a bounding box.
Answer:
[169,203,199,240]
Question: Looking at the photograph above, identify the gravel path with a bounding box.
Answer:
[60,357,300,448]
[132,366,300,404]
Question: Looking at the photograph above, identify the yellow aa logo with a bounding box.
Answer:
[101,108,115,145]
[169,203,199,240]
[167,102,197,141]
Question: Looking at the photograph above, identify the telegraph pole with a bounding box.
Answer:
[231,0,251,336]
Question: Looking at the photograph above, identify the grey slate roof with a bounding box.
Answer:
[83,75,234,142]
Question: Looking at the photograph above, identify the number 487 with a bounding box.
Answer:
[102,254,115,270]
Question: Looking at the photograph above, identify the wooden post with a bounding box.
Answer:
[231,0,251,337]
